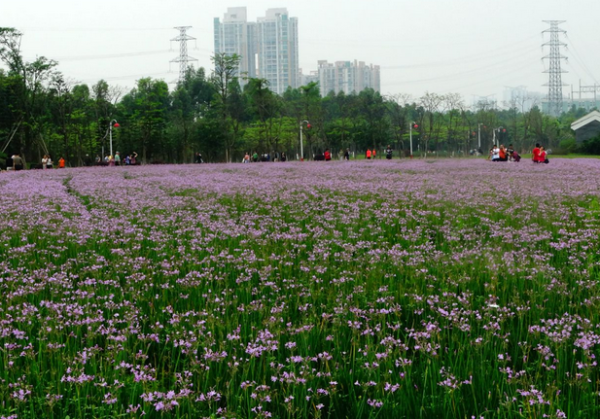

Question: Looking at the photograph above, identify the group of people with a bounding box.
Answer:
[365,149,376,159]
[243,152,288,163]
[5,154,65,171]
[488,144,522,162]
[41,155,65,169]
[488,143,549,164]
[532,143,550,164]
[365,146,394,160]
[95,151,138,166]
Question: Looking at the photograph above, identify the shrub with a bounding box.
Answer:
[559,138,577,153]
[580,135,600,155]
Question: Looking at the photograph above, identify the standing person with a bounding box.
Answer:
[131,152,138,165]
[252,151,258,163]
[114,152,121,166]
[243,152,250,163]
[108,155,115,166]
[58,157,65,168]
[385,145,393,160]
[125,155,131,165]
[324,149,331,161]
[372,148,377,159]
[12,153,24,171]
[42,155,48,170]
[344,148,350,161]
[532,143,541,163]
[281,152,287,162]
[46,155,53,169]
[366,149,372,160]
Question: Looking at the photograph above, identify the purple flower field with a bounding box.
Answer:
[1,158,600,418]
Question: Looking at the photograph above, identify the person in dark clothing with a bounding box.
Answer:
[344,149,350,160]
[12,154,24,171]
[385,145,393,160]
[281,152,287,162]
[507,144,514,161]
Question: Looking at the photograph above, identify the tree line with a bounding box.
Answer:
[0,27,593,167]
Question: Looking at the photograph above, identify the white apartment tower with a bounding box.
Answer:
[213,7,258,82]
[214,7,299,94]
[318,60,381,97]
[256,8,299,94]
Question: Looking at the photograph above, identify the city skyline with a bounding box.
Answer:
[2,0,599,105]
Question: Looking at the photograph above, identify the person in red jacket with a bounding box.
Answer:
[324,149,331,161]
[58,157,65,168]
[366,149,372,160]
[372,149,377,159]
[532,143,541,163]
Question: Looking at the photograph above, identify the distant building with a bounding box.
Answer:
[543,97,600,114]
[503,87,542,112]
[571,110,600,143]
[300,69,318,86]
[317,60,380,97]
[214,7,299,94]
[256,8,300,94]
[214,7,258,84]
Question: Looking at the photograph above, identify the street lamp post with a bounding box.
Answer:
[409,121,417,158]
[299,120,310,161]
[109,119,120,158]
[493,126,503,146]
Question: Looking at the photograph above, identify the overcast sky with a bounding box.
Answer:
[3,0,599,105]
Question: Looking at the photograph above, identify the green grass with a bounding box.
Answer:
[1,166,600,418]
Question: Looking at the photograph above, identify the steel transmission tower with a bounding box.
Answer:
[170,26,197,84]
[542,20,568,117]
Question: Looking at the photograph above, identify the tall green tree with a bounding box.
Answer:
[211,53,243,162]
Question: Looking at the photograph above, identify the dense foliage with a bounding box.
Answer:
[0,27,595,167]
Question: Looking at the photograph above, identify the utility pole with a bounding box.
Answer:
[171,26,198,84]
[542,20,567,117]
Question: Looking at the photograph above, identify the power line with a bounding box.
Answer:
[78,71,172,83]
[53,50,172,62]
[384,46,539,87]
[21,27,174,32]
[565,34,598,84]
[381,41,538,71]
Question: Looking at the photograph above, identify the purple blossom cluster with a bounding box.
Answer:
[1,158,600,418]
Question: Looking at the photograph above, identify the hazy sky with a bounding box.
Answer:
[3,0,599,105]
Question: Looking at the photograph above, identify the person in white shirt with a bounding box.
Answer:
[491,145,500,162]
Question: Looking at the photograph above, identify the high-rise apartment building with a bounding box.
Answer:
[214,7,299,94]
[256,8,299,94]
[214,7,257,82]
[317,60,381,97]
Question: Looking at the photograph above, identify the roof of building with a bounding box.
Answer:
[571,110,600,131]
